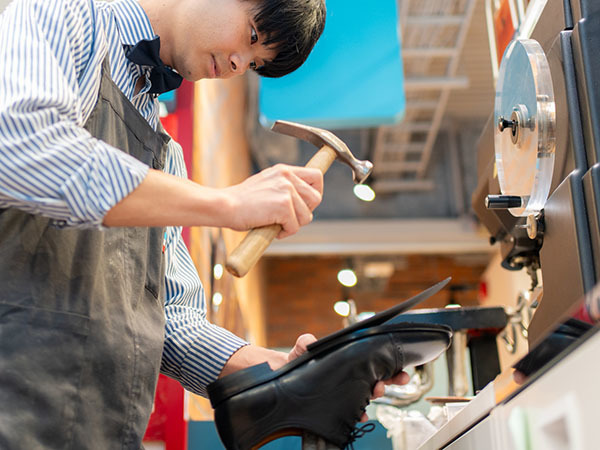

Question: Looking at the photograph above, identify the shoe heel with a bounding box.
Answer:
[208,362,273,408]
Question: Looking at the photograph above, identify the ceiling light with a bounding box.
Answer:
[337,269,357,287]
[353,184,376,202]
[213,263,224,280]
[334,301,350,317]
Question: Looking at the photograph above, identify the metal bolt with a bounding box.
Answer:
[498,117,516,133]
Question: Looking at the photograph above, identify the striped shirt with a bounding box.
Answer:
[0,0,247,397]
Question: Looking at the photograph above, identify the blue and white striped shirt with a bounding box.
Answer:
[0,0,247,397]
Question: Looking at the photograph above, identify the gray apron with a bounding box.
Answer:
[0,58,169,449]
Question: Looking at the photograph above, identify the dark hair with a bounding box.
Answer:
[247,0,326,78]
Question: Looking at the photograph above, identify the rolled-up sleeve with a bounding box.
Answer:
[0,0,149,227]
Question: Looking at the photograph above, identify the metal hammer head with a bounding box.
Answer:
[271,120,373,183]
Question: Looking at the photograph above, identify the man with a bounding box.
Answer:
[0,0,407,448]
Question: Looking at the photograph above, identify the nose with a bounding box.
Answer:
[229,52,252,75]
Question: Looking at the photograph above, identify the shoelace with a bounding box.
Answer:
[345,422,376,449]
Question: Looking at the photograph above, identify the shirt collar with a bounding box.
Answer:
[109,0,156,46]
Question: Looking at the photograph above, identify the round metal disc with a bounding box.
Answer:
[494,39,556,217]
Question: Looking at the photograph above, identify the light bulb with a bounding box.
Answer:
[334,301,350,317]
[213,263,224,280]
[337,269,357,287]
[353,184,376,202]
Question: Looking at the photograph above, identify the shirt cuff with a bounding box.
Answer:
[162,317,248,398]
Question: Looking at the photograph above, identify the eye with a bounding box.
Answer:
[249,61,265,72]
[250,26,258,45]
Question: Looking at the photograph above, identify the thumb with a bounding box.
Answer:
[287,333,317,362]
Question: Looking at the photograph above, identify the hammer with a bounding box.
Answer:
[226,120,373,277]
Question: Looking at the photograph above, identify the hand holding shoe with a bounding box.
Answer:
[209,323,451,449]
[208,279,453,450]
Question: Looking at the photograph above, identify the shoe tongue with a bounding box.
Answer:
[307,277,451,352]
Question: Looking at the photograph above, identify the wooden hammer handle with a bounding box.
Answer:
[226,145,337,277]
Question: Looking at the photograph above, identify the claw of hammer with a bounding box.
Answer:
[271,120,373,183]
[226,120,374,278]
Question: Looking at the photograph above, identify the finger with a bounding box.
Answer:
[296,333,317,350]
[279,169,322,213]
[513,370,527,385]
[277,189,312,239]
[293,175,323,212]
[276,193,301,239]
[289,185,314,226]
[360,412,369,423]
[370,381,386,400]
[383,371,410,386]
[396,371,411,385]
[267,167,321,237]
[277,214,300,239]
[258,168,306,238]
[288,333,317,362]
[289,166,324,195]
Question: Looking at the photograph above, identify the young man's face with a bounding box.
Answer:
[168,0,277,81]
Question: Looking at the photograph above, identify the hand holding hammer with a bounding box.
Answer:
[226,120,373,277]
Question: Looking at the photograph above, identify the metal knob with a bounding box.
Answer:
[485,195,523,209]
[498,117,516,133]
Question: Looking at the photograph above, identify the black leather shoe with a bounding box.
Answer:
[208,279,453,449]
[208,321,451,449]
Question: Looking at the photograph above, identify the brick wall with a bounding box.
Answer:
[264,254,489,348]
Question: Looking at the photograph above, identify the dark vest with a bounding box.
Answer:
[0,58,169,449]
